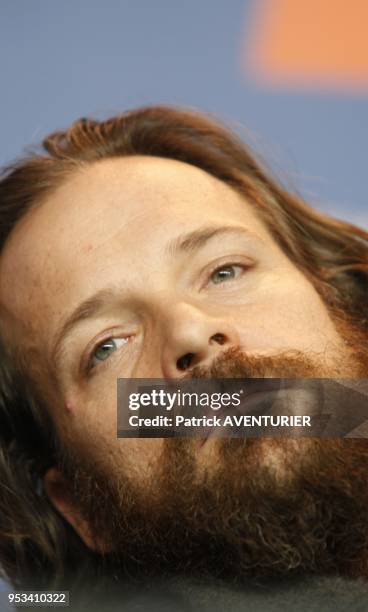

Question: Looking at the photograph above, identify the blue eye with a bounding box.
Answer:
[210,264,242,285]
[91,337,128,366]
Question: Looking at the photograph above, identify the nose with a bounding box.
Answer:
[160,302,239,379]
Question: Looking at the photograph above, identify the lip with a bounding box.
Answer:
[238,388,282,413]
[242,378,285,397]
[199,384,290,447]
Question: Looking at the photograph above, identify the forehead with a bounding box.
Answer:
[0,155,272,337]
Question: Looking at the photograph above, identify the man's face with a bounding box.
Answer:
[1,156,367,579]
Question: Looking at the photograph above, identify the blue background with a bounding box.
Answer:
[0,1,367,223]
[0,0,367,596]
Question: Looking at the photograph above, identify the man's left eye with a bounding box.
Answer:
[89,337,129,369]
[209,264,243,285]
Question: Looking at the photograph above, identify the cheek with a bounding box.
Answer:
[64,384,164,483]
[116,438,165,479]
[233,274,341,354]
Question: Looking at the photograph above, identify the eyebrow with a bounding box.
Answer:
[165,225,259,257]
[51,287,119,370]
[51,225,259,369]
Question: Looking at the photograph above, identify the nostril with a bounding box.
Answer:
[211,333,226,345]
[177,352,195,371]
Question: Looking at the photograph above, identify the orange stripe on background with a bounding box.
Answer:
[244,0,368,91]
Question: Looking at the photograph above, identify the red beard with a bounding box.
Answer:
[61,344,368,583]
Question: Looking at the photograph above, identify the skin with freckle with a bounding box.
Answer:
[0,115,367,597]
[0,156,358,478]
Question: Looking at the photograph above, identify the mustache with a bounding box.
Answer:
[184,346,322,379]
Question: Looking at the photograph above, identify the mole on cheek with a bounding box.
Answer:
[65,400,75,414]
